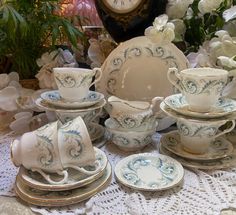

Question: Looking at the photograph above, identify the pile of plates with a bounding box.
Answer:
[15,148,112,206]
[159,96,236,170]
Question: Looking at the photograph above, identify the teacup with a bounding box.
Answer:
[106,96,163,129]
[53,67,102,101]
[168,67,228,112]
[177,117,235,154]
[11,116,101,184]
[105,118,157,151]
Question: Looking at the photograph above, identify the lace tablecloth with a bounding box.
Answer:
[1,130,236,215]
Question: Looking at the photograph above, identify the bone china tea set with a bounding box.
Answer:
[159,67,236,169]
[10,66,236,206]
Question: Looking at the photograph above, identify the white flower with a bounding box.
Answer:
[198,0,224,14]
[217,56,236,68]
[170,19,186,41]
[187,41,214,67]
[223,5,236,22]
[0,86,19,111]
[145,15,175,45]
[166,0,193,19]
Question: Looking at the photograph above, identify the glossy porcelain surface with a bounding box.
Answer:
[162,131,233,160]
[15,162,112,207]
[107,96,163,129]
[17,147,108,191]
[105,118,156,151]
[96,36,189,102]
[167,67,228,112]
[53,67,102,101]
[41,90,104,108]
[159,141,236,170]
[115,153,184,191]
[164,94,236,118]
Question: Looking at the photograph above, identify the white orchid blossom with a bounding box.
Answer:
[170,19,186,41]
[198,0,224,14]
[166,0,194,19]
[223,5,236,22]
[145,14,175,45]
[217,55,236,68]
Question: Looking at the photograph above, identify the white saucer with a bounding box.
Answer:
[159,140,236,170]
[164,94,236,118]
[115,153,184,191]
[15,162,112,207]
[162,131,234,161]
[41,90,104,109]
[35,98,106,112]
[160,101,236,122]
[17,147,108,191]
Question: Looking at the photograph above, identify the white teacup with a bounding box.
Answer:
[177,117,235,154]
[11,117,101,184]
[168,67,228,112]
[53,67,102,101]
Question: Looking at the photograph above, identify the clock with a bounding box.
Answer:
[102,0,143,14]
[95,0,168,42]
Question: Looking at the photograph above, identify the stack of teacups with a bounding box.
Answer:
[159,67,236,167]
[35,67,106,143]
[104,96,163,151]
[11,116,111,206]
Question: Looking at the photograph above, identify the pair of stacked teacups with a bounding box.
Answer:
[104,96,163,151]
[38,67,106,142]
[162,67,235,157]
[11,116,109,205]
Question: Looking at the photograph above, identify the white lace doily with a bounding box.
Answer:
[1,132,236,215]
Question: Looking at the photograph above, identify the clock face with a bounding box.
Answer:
[102,0,143,14]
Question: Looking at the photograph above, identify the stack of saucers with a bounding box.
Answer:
[35,67,106,145]
[11,117,111,206]
[104,96,162,151]
[159,67,236,170]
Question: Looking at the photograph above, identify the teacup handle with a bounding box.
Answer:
[167,67,182,92]
[90,68,102,88]
[214,120,235,138]
[150,97,164,115]
[31,168,69,185]
[90,107,103,122]
[66,160,101,175]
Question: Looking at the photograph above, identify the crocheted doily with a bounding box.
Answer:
[1,132,236,215]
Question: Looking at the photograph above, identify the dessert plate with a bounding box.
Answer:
[41,90,104,109]
[162,131,234,161]
[17,148,107,191]
[15,162,112,207]
[159,140,236,170]
[115,153,184,191]
[164,94,236,118]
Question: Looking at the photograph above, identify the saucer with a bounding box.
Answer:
[115,153,184,191]
[35,98,106,113]
[164,94,236,118]
[15,162,112,207]
[159,140,236,170]
[41,90,104,109]
[17,148,107,191]
[162,131,234,161]
[160,101,236,122]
